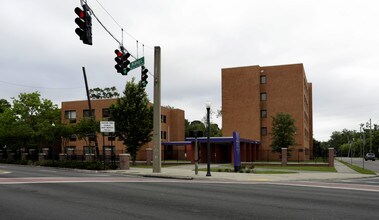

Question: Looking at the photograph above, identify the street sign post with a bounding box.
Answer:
[130,57,145,70]
[100,121,115,133]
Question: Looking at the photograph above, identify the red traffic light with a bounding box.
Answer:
[115,49,123,57]
[74,7,85,19]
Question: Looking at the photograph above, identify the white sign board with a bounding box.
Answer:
[100,121,115,133]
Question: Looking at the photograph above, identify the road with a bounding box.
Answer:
[1,164,379,219]
[339,157,379,173]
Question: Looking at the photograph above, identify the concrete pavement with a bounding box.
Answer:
[107,160,377,182]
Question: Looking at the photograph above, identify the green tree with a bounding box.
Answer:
[109,79,153,164]
[0,99,11,113]
[270,112,297,153]
[89,87,119,99]
[75,118,100,146]
[9,92,60,150]
[0,92,62,154]
[185,120,206,138]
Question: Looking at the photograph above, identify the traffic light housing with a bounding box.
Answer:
[114,49,130,75]
[141,66,148,87]
[74,4,92,45]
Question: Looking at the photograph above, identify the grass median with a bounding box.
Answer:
[198,165,336,174]
[338,160,377,175]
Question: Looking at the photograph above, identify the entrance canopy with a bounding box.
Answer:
[162,135,260,163]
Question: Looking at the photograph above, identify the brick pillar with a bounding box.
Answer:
[38,153,46,162]
[43,148,49,156]
[59,153,67,161]
[146,148,153,165]
[21,153,28,160]
[119,154,130,170]
[281,148,287,166]
[85,154,95,161]
[328,148,334,167]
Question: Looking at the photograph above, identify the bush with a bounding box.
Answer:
[1,159,118,170]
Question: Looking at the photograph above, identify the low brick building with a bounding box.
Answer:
[61,99,185,161]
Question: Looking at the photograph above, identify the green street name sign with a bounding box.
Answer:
[129,57,145,70]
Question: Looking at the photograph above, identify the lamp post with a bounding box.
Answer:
[206,102,211,177]
[51,123,55,161]
[360,123,365,169]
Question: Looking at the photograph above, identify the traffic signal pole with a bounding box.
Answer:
[153,46,162,173]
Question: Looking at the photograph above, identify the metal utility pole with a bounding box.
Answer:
[153,46,161,173]
[369,118,372,153]
[360,123,365,169]
[83,67,99,157]
[206,103,211,177]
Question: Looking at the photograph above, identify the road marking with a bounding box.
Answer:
[39,170,57,173]
[0,170,11,175]
[268,181,379,193]
[249,178,269,181]
[0,177,188,185]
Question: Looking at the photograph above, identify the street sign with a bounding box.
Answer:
[100,121,115,133]
[129,57,145,70]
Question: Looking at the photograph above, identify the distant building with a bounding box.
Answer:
[61,99,185,161]
[222,63,313,161]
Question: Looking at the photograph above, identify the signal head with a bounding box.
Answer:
[115,49,123,57]
[74,7,85,19]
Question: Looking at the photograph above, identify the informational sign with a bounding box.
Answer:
[233,131,241,171]
[100,121,115,133]
[129,57,145,70]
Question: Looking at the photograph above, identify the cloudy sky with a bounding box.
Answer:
[1,0,378,141]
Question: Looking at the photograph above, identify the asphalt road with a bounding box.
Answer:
[1,164,379,219]
[339,157,379,173]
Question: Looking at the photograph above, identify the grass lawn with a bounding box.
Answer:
[255,165,337,172]
[253,170,297,174]
[338,160,377,175]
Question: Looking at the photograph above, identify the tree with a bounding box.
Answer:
[109,79,153,164]
[185,120,222,137]
[75,118,100,146]
[0,99,11,113]
[186,120,206,137]
[89,86,120,99]
[270,112,297,153]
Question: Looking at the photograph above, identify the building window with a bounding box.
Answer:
[83,109,95,119]
[260,92,267,101]
[260,75,267,84]
[69,134,77,142]
[261,127,267,136]
[161,131,167,140]
[65,146,76,154]
[65,110,76,123]
[102,108,110,118]
[161,115,167,123]
[261,110,267,118]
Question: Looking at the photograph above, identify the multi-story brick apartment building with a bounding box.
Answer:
[61,99,185,161]
[222,63,313,161]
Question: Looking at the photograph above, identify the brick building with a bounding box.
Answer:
[222,63,313,161]
[61,99,185,161]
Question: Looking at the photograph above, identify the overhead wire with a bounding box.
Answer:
[0,80,84,90]
[87,0,156,76]
[92,0,154,51]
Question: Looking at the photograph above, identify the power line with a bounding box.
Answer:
[91,0,154,51]
[0,80,84,90]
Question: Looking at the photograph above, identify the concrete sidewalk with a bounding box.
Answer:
[106,160,377,182]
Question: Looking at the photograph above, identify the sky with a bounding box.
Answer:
[1,0,379,141]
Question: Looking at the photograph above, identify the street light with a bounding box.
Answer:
[360,123,365,169]
[206,101,211,177]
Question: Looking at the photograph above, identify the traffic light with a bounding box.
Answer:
[74,4,92,45]
[141,66,148,87]
[114,49,130,75]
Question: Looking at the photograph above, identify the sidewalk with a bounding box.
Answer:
[106,160,377,182]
